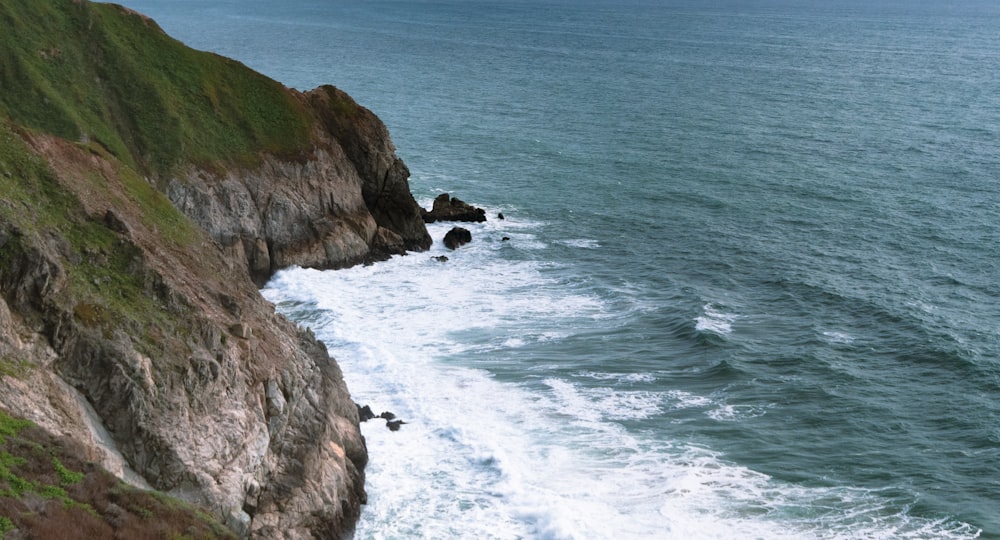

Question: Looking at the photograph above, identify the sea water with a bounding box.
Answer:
[118,0,1000,537]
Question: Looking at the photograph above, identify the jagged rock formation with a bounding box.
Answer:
[0,1,432,538]
[168,86,431,287]
[422,193,487,223]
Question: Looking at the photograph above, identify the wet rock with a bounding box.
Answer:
[357,404,376,422]
[443,227,472,250]
[421,193,487,223]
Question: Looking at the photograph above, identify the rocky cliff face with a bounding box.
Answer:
[1,129,371,538]
[0,1,431,537]
[167,86,431,287]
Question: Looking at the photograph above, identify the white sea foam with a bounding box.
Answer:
[543,378,665,422]
[558,238,601,249]
[666,389,715,409]
[576,371,657,384]
[263,235,979,540]
[695,303,739,335]
[822,330,856,344]
[665,390,769,422]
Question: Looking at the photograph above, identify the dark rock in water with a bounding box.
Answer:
[497,212,505,220]
[357,404,376,422]
[421,193,487,223]
[432,255,449,263]
[379,411,396,421]
[443,227,472,250]
[501,236,510,242]
[386,419,407,432]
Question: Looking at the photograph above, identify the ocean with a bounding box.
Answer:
[117,1,1000,538]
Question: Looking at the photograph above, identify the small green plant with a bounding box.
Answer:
[0,358,31,380]
[0,412,31,444]
[0,515,15,538]
[2,469,33,497]
[37,483,69,500]
[52,457,84,486]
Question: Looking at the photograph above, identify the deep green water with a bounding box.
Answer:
[122,1,1000,537]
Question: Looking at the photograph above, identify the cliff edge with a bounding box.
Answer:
[0,1,430,537]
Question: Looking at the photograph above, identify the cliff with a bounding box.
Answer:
[0,1,430,538]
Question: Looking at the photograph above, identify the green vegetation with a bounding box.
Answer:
[0,409,236,539]
[53,457,84,486]
[0,0,317,352]
[0,0,314,175]
[0,358,31,380]
[0,2,333,537]
[0,411,31,444]
[0,121,193,355]
[0,411,80,504]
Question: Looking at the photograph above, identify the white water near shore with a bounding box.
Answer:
[263,220,979,540]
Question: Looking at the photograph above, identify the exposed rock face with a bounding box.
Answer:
[308,86,432,253]
[1,133,368,539]
[168,86,432,287]
[422,193,487,223]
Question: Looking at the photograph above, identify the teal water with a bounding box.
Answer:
[121,1,999,537]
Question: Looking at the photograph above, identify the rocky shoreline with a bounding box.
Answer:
[0,1,436,538]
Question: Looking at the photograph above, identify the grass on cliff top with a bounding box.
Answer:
[0,0,314,175]
[0,409,237,540]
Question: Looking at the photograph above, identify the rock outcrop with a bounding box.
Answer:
[421,193,487,223]
[443,227,473,250]
[0,1,434,538]
[168,86,432,287]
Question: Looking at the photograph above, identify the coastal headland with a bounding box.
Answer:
[0,1,431,537]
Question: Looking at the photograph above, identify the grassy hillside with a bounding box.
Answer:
[0,0,314,175]
[0,118,199,360]
[0,409,237,539]
[0,0,318,355]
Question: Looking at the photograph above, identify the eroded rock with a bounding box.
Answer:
[421,193,487,223]
[443,227,473,250]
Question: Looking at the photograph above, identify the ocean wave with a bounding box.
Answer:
[557,238,601,249]
[544,377,665,422]
[575,371,657,384]
[695,303,739,335]
[265,263,981,540]
[820,330,855,344]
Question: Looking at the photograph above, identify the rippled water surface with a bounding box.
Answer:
[121,0,1000,537]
